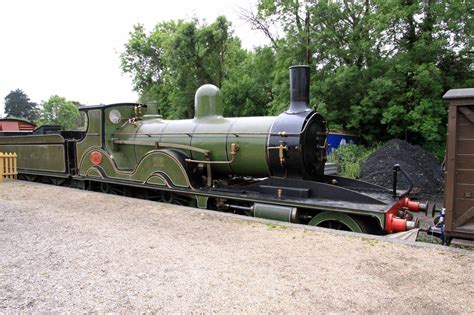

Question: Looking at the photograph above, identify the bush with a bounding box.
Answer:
[328,143,377,178]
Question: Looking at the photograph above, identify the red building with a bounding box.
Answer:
[0,118,36,133]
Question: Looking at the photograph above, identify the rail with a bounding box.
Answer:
[0,152,17,182]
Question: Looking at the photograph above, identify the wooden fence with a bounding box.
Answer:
[0,152,17,182]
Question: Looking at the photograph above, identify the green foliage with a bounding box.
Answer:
[120,0,472,157]
[421,141,446,162]
[221,47,275,116]
[4,89,39,122]
[328,143,378,178]
[39,95,80,130]
[255,0,473,154]
[121,16,254,119]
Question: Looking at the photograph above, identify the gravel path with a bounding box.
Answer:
[1,180,473,313]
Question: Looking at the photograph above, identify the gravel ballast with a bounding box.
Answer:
[0,180,473,313]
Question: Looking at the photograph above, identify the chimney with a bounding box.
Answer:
[287,65,311,114]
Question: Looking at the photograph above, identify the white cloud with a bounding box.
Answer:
[0,0,268,116]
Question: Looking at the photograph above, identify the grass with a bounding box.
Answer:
[233,218,289,230]
[417,231,474,251]
[327,143,379,178]
[263,222,288,230]
[361,237,379,246]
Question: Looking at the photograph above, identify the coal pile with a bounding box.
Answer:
[360,139,443,196]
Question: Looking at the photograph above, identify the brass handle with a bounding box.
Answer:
[268,143,288,166]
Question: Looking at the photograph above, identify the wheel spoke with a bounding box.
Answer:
[308,212,366,233]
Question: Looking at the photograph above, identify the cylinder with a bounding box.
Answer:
[288,65,311,114]
[253,203,298,223]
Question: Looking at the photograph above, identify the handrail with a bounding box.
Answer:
[392,164,413,198]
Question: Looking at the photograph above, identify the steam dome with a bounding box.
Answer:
[194,84,223,119]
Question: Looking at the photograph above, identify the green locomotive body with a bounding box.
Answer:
[0,66,425,235]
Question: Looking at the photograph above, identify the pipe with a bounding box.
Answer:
[224,204,253,211]
[287,65,311,114]
[392,164,399,198]
[392,164,414,198]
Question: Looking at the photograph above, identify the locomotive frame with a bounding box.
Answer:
[0,66,426,235]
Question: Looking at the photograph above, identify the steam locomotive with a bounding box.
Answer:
[0,66,427,234]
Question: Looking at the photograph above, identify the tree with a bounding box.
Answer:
[222,47,276,117]
[119,1,472,158]
[39,95,80,130]
[252,0,473,156]
[121,16,244,119]
[4,89,39,121]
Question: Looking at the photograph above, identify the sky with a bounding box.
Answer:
[0,0,269,116]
